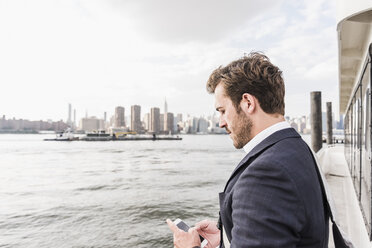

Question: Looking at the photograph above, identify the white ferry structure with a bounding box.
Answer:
[318,0,372,247]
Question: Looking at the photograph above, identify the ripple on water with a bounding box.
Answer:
[0,134,240,247]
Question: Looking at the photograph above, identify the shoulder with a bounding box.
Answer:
[241,136,318,194]
[234,137,310,201]
[227,136,326,246]
[249,136,314,178]
[234,135,321,218]
[230,139,308,243]
[236,138,306,199]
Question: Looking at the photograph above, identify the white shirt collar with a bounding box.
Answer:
[243,121,291,154]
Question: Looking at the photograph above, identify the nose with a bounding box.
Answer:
[219,116,226,128]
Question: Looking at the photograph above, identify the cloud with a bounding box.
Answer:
[257,0,339,116]
[107,0,282,43]
[0,0,340,121]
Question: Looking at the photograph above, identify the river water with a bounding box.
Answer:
[0,133,311,247]
[0,134,248,247]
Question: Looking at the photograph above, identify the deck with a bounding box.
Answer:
[317,145,371,247]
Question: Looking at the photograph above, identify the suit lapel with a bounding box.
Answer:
[223,128,300,191]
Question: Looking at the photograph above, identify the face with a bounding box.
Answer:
[215,84,253,149]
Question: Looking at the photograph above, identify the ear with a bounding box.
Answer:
[241,93,256,114]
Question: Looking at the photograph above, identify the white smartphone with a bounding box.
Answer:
[174,218,208,248]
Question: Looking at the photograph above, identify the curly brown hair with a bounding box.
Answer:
[206,52,285,115]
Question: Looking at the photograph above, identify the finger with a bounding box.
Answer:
[195,227,205,236]
[195,219,210,229]
[166,219,179,233]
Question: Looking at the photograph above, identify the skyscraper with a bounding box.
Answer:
[115,106,125,128]
[150,107,160,134]
[160,114,164,132]
[131,105,141,133]
[67,103,72,126]
[164,98,168,114]
[177,113,183,122]
[144,113,150,131]
[164,112,174,134]
[197,117,208,133]
[73,109,76,129]
[79,116,105,132]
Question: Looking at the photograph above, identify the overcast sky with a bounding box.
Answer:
[0,0,339,122]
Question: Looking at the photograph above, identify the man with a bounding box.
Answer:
[167,52,328,247]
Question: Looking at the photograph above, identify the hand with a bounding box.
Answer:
[166,219,201,248]
[195,219,220,248]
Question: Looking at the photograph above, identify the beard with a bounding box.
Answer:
[228,112,253,149]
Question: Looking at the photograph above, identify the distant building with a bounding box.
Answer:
[115,106,125,128]
[143,113,150,131]
[208,113,226,134]
[337,114,344,129]
[52,120,69,131]
[131,105,142,133]
[67,103,72,127]
[73,109,76,129]
[150,107,160,133]
[160,114,164,132]
[177,113,183,122]
[174,113,182,133]
[322,111,337,132]
[197,117,208,133]
[290,121,299,132]
[79,116,105,132]
[164,112,174,134]
[164,98,168,114]
[322,112,326,133]
[186,117,199,133]
[0,116,68,132]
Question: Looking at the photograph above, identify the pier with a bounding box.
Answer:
[317,145,371,247]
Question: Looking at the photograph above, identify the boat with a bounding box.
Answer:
[80,130,112,141]
[44,128,77,141]
[317,1,372,247]
[115,134,182,141]
[44,128,183,141]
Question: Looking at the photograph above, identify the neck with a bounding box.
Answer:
[251,113,285,138]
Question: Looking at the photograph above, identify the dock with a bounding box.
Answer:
[317,145,371,247]
[44,135,182,141]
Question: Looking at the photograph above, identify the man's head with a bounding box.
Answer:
[207,52,285,149]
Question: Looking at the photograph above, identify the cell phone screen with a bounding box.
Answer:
[174,219,205,242]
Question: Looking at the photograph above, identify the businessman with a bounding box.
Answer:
[167,52,328,247]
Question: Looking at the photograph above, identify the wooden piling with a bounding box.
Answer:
[326,102,333,145]
[311,91,322,152]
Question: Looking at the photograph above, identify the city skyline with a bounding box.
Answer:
[3,85,346,126]
[1,100,343,129]
[1,82,344,134]
[0,0,339,122]
[0,105,344,135]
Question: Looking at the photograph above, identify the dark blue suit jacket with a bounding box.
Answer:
[219,128,329,247]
